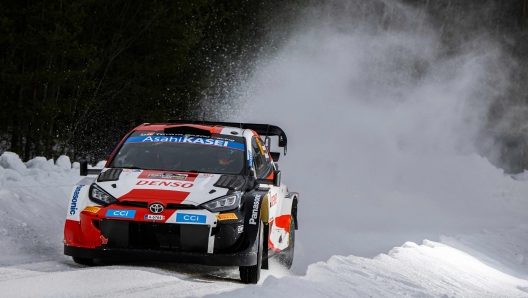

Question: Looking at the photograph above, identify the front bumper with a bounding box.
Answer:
[64,206,254,265]
[64,244,257,266]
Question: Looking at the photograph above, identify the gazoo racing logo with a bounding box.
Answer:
[249,194,261,225]
[69,185,84,215]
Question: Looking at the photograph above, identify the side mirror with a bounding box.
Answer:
[80,159,88,176]
[79,159,103,176]
[273,170,281,187]
[270,152,280,161]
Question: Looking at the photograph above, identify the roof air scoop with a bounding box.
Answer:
[164,126,211,136]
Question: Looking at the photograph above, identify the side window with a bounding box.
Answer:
[252,137,272,178]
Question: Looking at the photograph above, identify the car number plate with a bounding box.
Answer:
[144,214,165,220]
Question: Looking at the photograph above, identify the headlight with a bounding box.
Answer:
[201,193,241,212]
[88,184,118,206]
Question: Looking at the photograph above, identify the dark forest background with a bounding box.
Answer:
[1,0,528,170]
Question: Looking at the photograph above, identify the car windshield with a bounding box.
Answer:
[109,131,246,174]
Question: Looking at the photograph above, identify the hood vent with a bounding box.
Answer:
[214,175,244,191]
[97,168,123,182]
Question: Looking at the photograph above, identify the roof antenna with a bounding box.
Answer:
[202,111,206,124]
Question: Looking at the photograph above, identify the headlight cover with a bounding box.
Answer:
[88,184,118,206]
[201,192,241,212]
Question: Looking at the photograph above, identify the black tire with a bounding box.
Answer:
[240,221,263,284]
[72,257,94,266]
[276,216,295,269]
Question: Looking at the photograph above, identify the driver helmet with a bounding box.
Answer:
[159,146,180,169]
[218,150,235,165]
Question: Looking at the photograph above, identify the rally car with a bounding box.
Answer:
[63,120,299,284]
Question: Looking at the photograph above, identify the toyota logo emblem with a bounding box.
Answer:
[149,203,165,214]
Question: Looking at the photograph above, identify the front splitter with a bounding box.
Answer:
[64,245,257,267]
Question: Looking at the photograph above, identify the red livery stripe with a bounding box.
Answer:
[119,189,190,204]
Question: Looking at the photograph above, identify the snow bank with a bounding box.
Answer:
[0,152,27,176]
[0,152,83,265]
[209,226,528,297]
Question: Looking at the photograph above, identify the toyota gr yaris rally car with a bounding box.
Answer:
[63,120,299,284]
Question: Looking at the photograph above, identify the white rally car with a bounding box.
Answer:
[63,120,299,283]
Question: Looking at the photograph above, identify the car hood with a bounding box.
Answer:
[95,169,233,206]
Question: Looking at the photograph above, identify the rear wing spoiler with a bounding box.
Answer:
[166,119,288,155]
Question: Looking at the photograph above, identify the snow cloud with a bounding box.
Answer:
[231,0,527,272]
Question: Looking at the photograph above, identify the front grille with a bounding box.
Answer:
[129,222,181,250]
[100,219,210,253]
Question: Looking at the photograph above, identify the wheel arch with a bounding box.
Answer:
[290,193,299,230]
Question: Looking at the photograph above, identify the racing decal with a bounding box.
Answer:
[136,180,194,188]
[216,213,238,221]
[69,185,84,215]
[148,173,187,180]
[125,135,245,151]
[271,214,292,233]
[118,189,190,205]
[242,190,269,251]
[122,169,142,172]
[255,137,265,155]
[210,126,223,134]
[249,194,261,225]
[82,206,100,214]
[176,213,206,224]
[138,170,197,181]
[144,214,165,220]
[270,193,277,207]
[248,150,253,167]
[100,235,108,245]
[105,209,136,219]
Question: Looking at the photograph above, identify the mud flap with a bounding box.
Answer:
[262,222,269,269]
[242,189,270,266]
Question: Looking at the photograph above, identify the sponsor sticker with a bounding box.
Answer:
[144,214,165,220]
[105,210,136,219]
[100,235,108,245]
[270,193,278,207]
[216,213,238,221]
[249,194,261,225]
[147,173,188,180]
[136,180,193,188]
[237,225,244,233]
[125,135,244,151]
[176,213,207,224]
[83,206,101,214]
[70,185,83,215]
